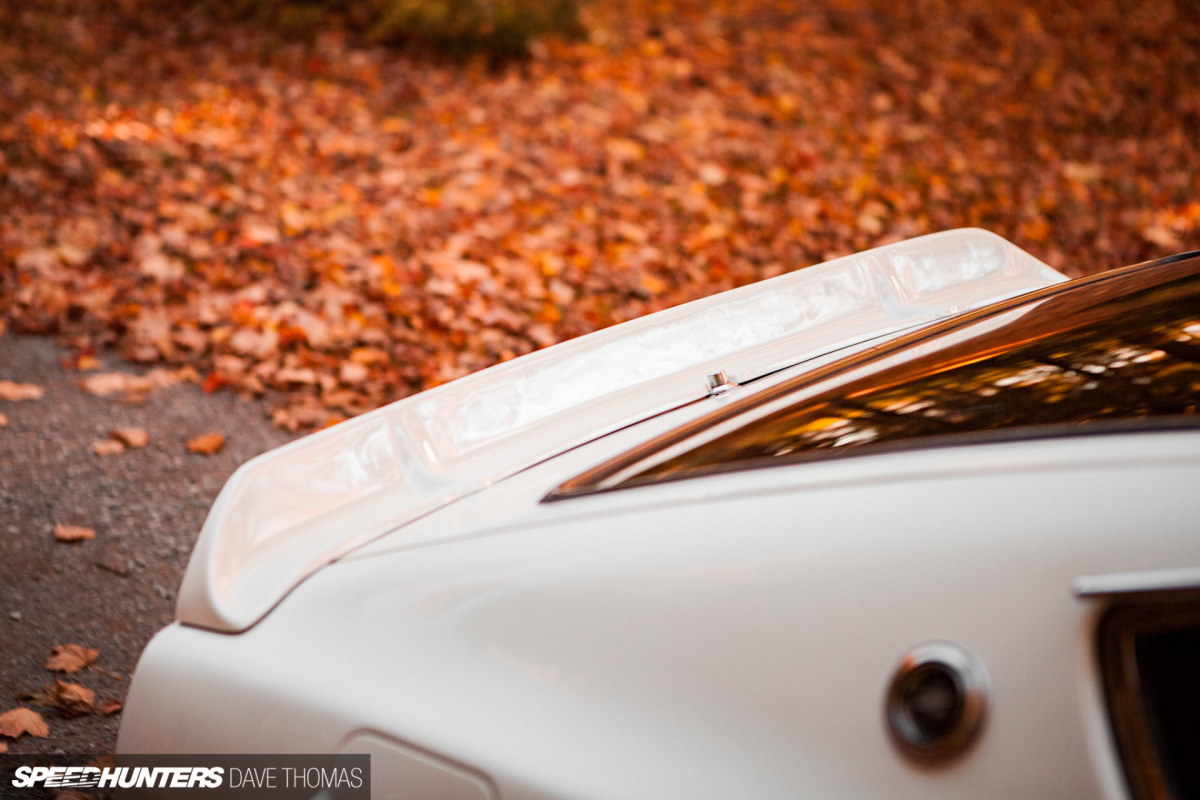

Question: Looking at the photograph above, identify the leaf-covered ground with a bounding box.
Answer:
[0,332,296,754]
[1,0,1197,429]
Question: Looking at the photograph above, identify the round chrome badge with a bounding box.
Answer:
[885,642,989,761]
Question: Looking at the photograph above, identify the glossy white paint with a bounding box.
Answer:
[177,228,1065,632]
[337,734,496,800]
[121,431,1200,799]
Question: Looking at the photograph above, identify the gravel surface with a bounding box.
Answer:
[0,333,297,755]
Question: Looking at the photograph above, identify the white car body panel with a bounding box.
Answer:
[122,230,1200,800]
[120,432,1200,799]
[176,228,1064,632]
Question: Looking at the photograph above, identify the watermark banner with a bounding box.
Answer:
[1,754,369,799]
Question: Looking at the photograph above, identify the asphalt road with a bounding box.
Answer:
[0,333,296,755]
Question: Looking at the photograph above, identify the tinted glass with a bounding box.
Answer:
[553,255,1200,497]
[1136,624,1200,799]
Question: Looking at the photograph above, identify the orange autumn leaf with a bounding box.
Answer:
[26,681,95,718]
[53,524,95,543]
[92,439,125,456]
[111,427,149,448]
[186,432,225,455]
[0,707,49,739]
[56,682,95,715]
[0,381,43,401]
[44,644,99,674]
[78,372,150,397]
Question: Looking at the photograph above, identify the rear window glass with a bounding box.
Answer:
[552,256,1200,497]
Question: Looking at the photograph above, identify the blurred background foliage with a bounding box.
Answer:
[1,0,1196,430]
[228,0,583,55]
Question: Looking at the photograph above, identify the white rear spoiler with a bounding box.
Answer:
[178,228,1066,631]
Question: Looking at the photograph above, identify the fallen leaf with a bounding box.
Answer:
[640,274,667,295]
[99,700,123,716]
[698,162,727,186]
[44,644,99,674]
[0,707,49,739]
[272,399,335,431]
[605,137,645,162]
[26,681,95,718]
[92,439,125,456]
[0,381,43,401]
[0,741,6,753]
[0,413,7,426]
[111,427,149,448]
[1142,222,1181,250]
[78,372,150,397]
[55,682,95,715]
[186,432,225,455]
[339,362,369,384]
[139,252,184,282]
[146,366,194,388]
[243,221,281,246]
[349,348,389,366]
[1062,161,1103,184]
[275,367,318,384]
[53,524,95,543]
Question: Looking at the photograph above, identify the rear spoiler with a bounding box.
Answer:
[178,228,1066,632]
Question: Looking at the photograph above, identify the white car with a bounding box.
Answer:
[119,229,1200,800]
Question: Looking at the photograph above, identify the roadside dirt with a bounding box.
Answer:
[0,333,296,754]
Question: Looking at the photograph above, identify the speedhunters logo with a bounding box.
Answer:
[13,765,224,790]
[2,755,369,799]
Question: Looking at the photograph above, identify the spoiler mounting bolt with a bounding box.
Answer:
[706,370,736,396]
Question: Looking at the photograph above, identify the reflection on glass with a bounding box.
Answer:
[604,262,1200,490]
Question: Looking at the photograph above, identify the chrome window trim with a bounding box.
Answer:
[1075,568,1200,598]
